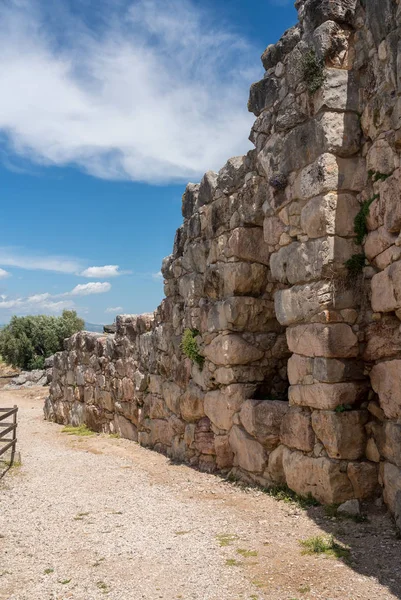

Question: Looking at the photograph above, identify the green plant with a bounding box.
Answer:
[236,548,258,557]
[368,170,390,182]
[335,404,353,413]
[354,195,379,244]
[96,580,110,593]
[61,425,95,436]
[181,329,204,369]
[264,484,320,509]
[299,535,350,560]
[44,568,54,575]
[225,559,241,567]
[302,50,325,94]
[59,579,72,585]
[345,254,365,276]
[216,533,238,547]
[0,310,84,370]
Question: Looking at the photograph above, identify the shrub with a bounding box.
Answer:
[181,328,204,369]
[354,195,379,244]
[302,50,325,94]
[0,310,84,370]
[345,253,366,276]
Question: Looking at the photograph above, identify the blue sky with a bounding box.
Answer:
[0,0,296,325]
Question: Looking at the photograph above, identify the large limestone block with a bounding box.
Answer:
[289,382,367,410]
[239,399,289,449]
[382,462,401,529]
[204,384,254,431]
[286,323,359,358]
[371,262,401,313]
[264,216,287,245]
[370,360,401,420]
[270,237,357,285]
[287,354,313,385]
[204,334,264,366]
[113,414,138,441]
[301,193,360,239]
[303,0,357,29]
[367,140,397,177]
[282,447,354,504]
[204,262,269,299]
[314,68,360,113]
[215,435,234,469]
[197,171,218,207]
[347,462,379,499]
[217,156,247,195]
[162,381,182,415]
[229,425,267,473]
[364,318,401,362]
[365,227,397,262]
[311,410,368,460]
[207,297,275,333]
[382,170,401,234]
[312,357,365,383]
[292,153,366,201]
[180,384,205,422]
[275,282,333,326]
[372,421,401,467]
[147,419,173,447]
[267,445,286,484]
[227,227,270,265]
[194,417,215,455]
[280,407,314,452]
[181,182,199,219]
[248,76,279,117]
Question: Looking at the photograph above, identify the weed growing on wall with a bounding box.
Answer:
[354,194,379,244]
[302,50,325,94]
[181,329,204,369]
[345,253,366,276]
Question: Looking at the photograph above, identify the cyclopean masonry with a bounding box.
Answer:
[45,0,401,528]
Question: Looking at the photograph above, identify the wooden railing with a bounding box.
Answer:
[0,406,18,473]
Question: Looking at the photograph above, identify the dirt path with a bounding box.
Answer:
[1,388,400,600]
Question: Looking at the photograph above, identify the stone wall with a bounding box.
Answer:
[45,0,401,524]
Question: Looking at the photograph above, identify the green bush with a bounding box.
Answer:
[302,50,325,94]
[181,328,204,369]
[0,310,84,370]
[345,253,366,276]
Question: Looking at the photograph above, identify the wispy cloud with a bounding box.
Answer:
[0,268,10,279]
[0,293,74,314]
[0,248,82,274]
[105,306,123,313]
[152,271,163,280]
[81,265,127,278]
[0,0,256,183]
[68,282,111,296]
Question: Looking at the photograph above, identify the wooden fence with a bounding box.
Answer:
[0,406,18,473]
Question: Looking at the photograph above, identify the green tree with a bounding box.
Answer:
[0,310,84,370]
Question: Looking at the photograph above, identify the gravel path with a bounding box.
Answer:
[1,388,401,600]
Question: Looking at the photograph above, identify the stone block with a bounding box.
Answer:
[287,354,313,385]
[367,140,397,176]
[240,399,289,449]
[365,227,397,262]
[215,435,234,469]
[314,68,360,113]
[217,156,247,195]
[162,381,182,415]
[229,425,267,473]
[347,462,379,499]
[204,262,269,299]
[275,281,333,326]
[370,360,401,420]
[181,183,199,219]
[382,170,401,233]
[266,445,286,484]
[311,410,368,460]
[180,384,205,422]
[312,357,365,383]
[197,171,218,207]
[204,384,253,431]
[206,297,275,333]
[270,237,357,285]
[204,334,264,366]
[227,227,270,265]
[286,323,359,358]
[280,407,315,452]
[364,318,401,361]
[371,261,401,313]
[289,382,367,410]
[372,421,401,467]
[248,76,279,117]
[264,216,287,245]
[382,462,401,529]
[114,414,138,441]
[282,447,354,504]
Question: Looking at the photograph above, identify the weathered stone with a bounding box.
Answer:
[365,227,397,262]
[181,183,199,219]
[372,421,401,467]
[382,170,401,234]
[180,384,205,422]
[367,140,397,176]
[217,156,247,195]
[347,462,379,499]
[275,282,333,326]
[370,360,401,420]
[287,354,313,385]
[314,68,360,113]
[311,410,368,460]
[204,262,269,298]
[337,499,360,517]
[114,414,138,441]
[264,216,287,245]
[227,227,270,265]
[229,425,267,473]
[215,435,234,469]
[289,382,367,410]
[162,381,182,415]
[206,297,275,333]
[366,438,381,463]
[204,384,253,431]
[364,318,401,361]
[204,334,264,366]
[197,171,218,207]
[371,262,401,313]
[240,399,289,449]
[286,323,359,358]
[280,407,314,452]
[267,445,286,484]
[282,447,354,504]
[382,462,401,530]
[261,25,301,70]
[248,76,279,117]
[312,357,365,383]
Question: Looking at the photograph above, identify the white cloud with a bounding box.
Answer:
[0,248,82,274]
[68,282,111,296]
[0,268,10,279]
[0,294,74,314]
[0,0,257,183]
[152,271,163,280]
[81,265,125,278]
[105,306,123,313]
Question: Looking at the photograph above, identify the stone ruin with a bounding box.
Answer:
[45,0,401,527]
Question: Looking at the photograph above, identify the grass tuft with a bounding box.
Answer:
[299,535,350,560]
[61,424,95,436]
[216,533,238,547]
[263,484,320,509]
[236,548,258,558]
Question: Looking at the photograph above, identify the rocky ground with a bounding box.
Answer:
[1,387,400,600]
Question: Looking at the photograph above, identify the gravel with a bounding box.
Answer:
[1,388,401,600]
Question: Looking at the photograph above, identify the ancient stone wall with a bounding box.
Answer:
[45,0,401,524]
